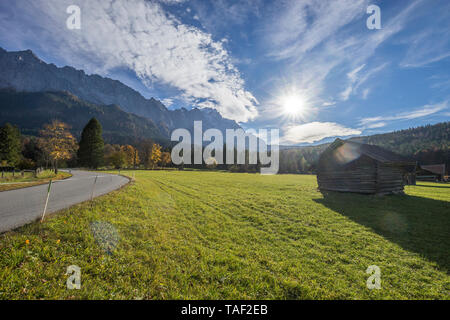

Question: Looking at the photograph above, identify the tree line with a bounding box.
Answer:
[2,119,448,174]
[0,118,171,171]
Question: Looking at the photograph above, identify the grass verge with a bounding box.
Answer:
[0,170,72,192]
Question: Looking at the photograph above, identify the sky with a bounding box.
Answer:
[0,0,449,145]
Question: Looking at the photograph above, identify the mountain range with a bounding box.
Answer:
[0,47,240,141]
[0,88,167,145]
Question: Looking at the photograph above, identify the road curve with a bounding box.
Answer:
[0,170,129,233]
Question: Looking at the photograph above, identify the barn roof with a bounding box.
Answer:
[420,164,445,176]
[324,138,416,166]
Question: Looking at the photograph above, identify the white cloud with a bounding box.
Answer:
[340,65,365,100]
[340,86,353,101]
[365,121,386,129]
[322,101,336,107]
[268,0,369,60]
[340,62,388,101]
[347,64,366,82]
[265,0,422,106]
[282,122,361,144]
[158,0,188,5]
[0,0,258,122]
[400,7,450,68]
[161,98,174,107]
[360,101,448,126]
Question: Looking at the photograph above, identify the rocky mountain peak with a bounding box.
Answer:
[0,47,242,139]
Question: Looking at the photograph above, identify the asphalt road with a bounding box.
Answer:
[0,170,129,233]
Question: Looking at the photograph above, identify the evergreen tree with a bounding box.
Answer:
[77,118,104,168]
[0,123,21,167]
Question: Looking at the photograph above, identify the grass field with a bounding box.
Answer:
[0,170,72,192]
[0,171,448,299]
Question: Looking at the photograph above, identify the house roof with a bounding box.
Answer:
[420,164,445,176]
[323,138,416,166]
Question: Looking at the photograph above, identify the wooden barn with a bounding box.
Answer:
[317,139,416,195]
[418,164,446,182]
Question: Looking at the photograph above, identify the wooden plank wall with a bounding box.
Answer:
[317,159,405,194]
[376,163,405,194]
[317,164,377,193]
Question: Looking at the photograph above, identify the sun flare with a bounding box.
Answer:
[281,94,305,116]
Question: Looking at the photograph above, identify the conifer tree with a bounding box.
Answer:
[77,118,104,169]
[0,123,22,167]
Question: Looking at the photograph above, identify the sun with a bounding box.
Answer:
[281,94,305,116]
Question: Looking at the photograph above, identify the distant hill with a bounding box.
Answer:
[0,89,167,145]
[349,122,449,156]
[0,47,241,137]
[280,122,450,174]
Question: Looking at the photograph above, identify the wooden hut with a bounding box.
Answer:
[317,139,416,195]
[418,164,446,182]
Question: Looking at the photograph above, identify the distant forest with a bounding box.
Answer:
[279,122,450,174]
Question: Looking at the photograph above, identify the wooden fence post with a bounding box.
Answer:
[91,175,98,201]
[41,179,53,222]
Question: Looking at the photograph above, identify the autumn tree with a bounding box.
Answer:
[149,143,162,169]
[121,145,139,168]
[0,123,21,167]
[161,152,171,168]
[39,120,77,173]
[137,139,154,168]
[133,147,140,168]
[77,118,104,169]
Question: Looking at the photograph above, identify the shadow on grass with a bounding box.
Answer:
[314,192,450,274]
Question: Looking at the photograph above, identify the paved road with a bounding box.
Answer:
[0,170,129,233]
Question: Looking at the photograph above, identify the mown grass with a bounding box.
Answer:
[0,171,448,299]
[0,170,72,192]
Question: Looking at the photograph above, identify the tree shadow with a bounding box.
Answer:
[314,192,450,273]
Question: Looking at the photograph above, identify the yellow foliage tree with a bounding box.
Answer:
[149,144,162,169]
[133,148,140,168]
[39,120,77,173]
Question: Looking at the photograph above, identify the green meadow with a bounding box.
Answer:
[0,171,448,299]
